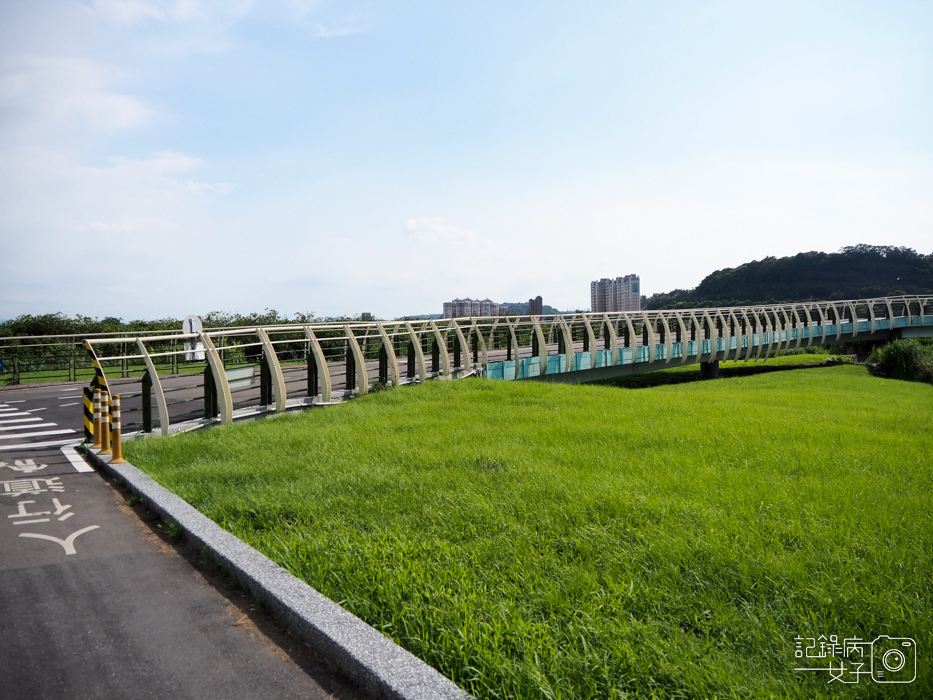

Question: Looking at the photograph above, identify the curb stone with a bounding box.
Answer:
[85,448,472,700]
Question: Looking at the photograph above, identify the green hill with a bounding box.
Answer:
[646,244,933,309]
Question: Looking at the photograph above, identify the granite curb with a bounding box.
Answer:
[85,448,472,700]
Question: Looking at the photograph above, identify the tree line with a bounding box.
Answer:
[646,245,933,309]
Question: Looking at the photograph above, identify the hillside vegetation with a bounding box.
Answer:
[647,244,933,309]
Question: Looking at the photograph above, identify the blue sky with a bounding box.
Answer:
[1,1,931,320]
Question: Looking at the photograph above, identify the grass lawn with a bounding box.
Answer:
[597,352,852,388]
[125,365,932,698]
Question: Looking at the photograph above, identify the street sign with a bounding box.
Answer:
[183,315,205,361]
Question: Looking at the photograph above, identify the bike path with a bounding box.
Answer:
[0,440,365,700]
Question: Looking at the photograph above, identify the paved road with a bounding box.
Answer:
[0,391,365,700]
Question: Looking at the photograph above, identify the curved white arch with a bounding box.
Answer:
[202,333,233,424]
[505,319,520,379]
[602,313,619,365]
[344,325,368,395]
[303,327,332,402]
[377,325,400,386]
[447,320,470,376]
[469,321,489,370]
[258,328,287,411]
[531,317,549,374]
[428,320,451,379]
[788,306,803,349]
[582,315,598,368]
[136,339,170,436]
[557,317,575,371]
[404,322,428,383]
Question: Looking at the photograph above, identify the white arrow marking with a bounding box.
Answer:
[20,525,100,555]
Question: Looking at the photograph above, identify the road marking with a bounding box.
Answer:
[0,417,43,424]
[24,408,47,413]
[0,439,81,451]
[59,402,80,407]
[58,388,81,393]
[4,400,25,403]
[19,525,100,555]
[61,445,94,473]
[0,423,57,431]
[0,408,19,413]
[0,429,76,440]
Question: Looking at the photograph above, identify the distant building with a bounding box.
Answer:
[528,296,543,315]
[443,297,501,318]
[590,275,641,312]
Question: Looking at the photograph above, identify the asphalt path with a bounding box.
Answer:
[0,389,365,700]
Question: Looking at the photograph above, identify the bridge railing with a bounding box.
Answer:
[79,295,932,438]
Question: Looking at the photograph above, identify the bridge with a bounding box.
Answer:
[77,295,931,439]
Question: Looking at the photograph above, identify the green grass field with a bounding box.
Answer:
[125,365,932,698]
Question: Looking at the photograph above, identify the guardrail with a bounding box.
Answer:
[79,296,932,440]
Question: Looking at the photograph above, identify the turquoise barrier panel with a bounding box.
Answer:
[486,362,504,380]
[672,342,683,359]
[517,357,541,378]
[636,346,649,362]
[655,344,666,360]
[546,355,564,373]
[573,352,592,371]
[701,339,711,355]
[502,360,515,379]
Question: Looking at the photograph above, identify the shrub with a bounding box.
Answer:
[868,339,933,383]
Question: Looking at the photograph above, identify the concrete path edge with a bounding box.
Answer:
[85,449,472,700]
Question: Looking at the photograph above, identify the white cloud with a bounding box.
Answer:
[405,217,477,248]
[315,22,364,39]
[0,55,150,134]
[91,0,229,25]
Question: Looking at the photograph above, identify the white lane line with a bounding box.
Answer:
[0,423,57,431]
[4,400,25,403]
[61,444,94,473]
[59,402,80,407]
[0,438,80,451]
[0,408,19,413]
[0,417,42,424]
[0,429,76,440]
[24,408,47,413]
[58,388,82,393]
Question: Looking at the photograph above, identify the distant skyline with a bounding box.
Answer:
[2,1,932,321]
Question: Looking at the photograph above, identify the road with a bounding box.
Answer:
[0,386,365,700]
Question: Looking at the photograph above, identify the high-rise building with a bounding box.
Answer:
[442,298,501,318]
[590,275,641,312]
[528,296,543,315]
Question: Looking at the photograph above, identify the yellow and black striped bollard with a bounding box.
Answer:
[110,395,127,463]
[100,392,112,455]
[92,388,103,449]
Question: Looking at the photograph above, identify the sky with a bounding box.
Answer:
[1,1,931,321]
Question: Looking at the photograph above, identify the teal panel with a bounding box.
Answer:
[486,362,504,380]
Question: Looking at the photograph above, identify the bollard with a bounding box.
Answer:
[110,395,127,464]
[92,388,102,449]
[100,392,112,455]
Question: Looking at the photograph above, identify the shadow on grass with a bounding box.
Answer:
[595,357,853,389]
